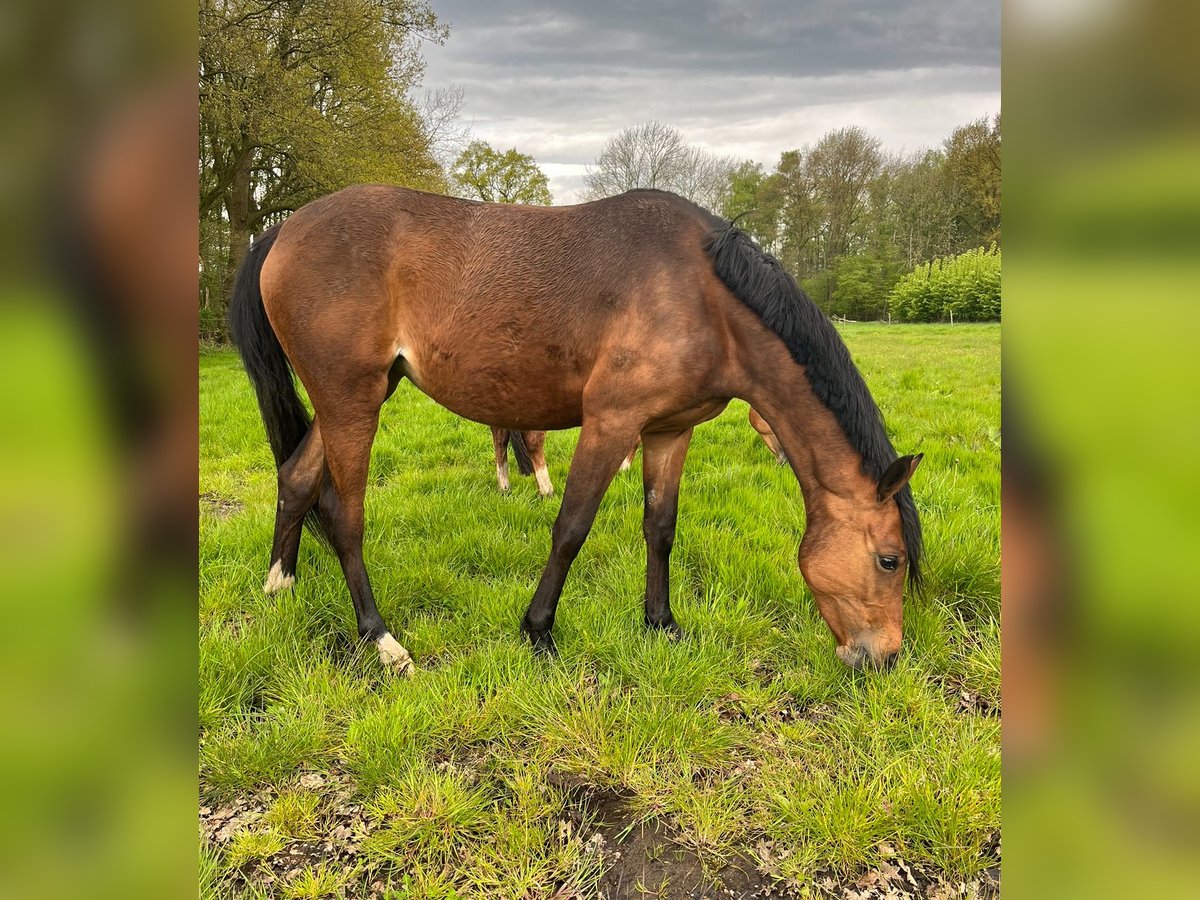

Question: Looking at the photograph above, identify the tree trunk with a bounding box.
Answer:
[222,150,255,324]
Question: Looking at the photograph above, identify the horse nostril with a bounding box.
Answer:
[882,650,899,671]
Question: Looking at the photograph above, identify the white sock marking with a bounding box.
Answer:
[377,633,414,676]
[534,464,554,496]
[263,560,295,595]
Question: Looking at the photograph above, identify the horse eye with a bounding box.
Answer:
[878,555,899,572]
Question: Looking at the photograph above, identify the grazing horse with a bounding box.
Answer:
[229,186,922,675]
[490,427,554,496]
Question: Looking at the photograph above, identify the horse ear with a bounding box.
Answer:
[877,453,923,503]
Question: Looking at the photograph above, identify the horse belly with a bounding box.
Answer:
[402,341,587,432]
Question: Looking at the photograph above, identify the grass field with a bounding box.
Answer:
[200,323,1000,899]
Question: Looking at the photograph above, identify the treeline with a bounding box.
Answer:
[719,119,1001,321]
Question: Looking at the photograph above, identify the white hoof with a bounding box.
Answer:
[263,561,295,595]
[377,633,415,676]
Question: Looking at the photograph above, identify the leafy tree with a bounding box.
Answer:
[450,141,553,204]
[803,126,883,268]
[829,255,905,321]
[721,161,763,219]
[199,0,447,311]
[944,114,1002,248]
[881,149,958,268]
[758,149,821,271]
[720,161,777,248]
[582,121,734,210]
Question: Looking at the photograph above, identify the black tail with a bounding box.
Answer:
[509,431,535,476]
[227,225,331,543]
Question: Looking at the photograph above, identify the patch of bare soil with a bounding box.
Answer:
[550,772,798,899]
[201,769,375,896]
[802,834,1000,900]
[201,491,243,519]
[937,675,1000,718]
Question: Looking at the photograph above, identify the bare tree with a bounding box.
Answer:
[583,121,735,209]
[417,84,472,172]
[675,146,739,210]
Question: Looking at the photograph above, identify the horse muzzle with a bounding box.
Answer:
[837,643,899,672]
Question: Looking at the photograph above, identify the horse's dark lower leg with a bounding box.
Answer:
[524,430,554,496]
[521,419,639,653]
[319,396,412,674]
[491,427,511,492]
[640,429,692,637]
[264,422,325,594]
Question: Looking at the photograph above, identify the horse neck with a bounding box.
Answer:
[742,349,875,512]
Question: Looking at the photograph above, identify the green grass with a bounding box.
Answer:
[200,323,1000,896]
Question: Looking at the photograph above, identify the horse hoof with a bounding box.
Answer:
[646,618,684,642]
[376,633,415,676]
[522,623,557,656]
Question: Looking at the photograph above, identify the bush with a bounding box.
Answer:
[889,245,1001,322]
[829,255,906,320]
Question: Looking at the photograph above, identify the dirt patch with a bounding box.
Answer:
[938,676,999,718]
[549,772,798,899]
[715,692,833,727]
[202,768,373,896]
[201,491,244,519]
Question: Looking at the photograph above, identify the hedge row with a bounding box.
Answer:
[888,245,1001,322]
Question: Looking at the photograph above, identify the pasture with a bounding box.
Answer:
[200,323,1000,899]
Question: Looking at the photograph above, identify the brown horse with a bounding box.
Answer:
[229,186,922,676]
[491,427,554,495]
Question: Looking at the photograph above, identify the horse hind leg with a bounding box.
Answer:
[749,406,787,465]
[264,421,325,594]
[315,375,412,675]
[619,437,639,472]
[524,431,554,496]
[492,427,511,492]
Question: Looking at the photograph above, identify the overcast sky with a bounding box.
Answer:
[421,1,1000,204]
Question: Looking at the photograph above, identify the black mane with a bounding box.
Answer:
[703,222,924,590]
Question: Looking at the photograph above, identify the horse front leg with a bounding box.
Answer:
[520,417,640,654]
[640,429,692,638]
